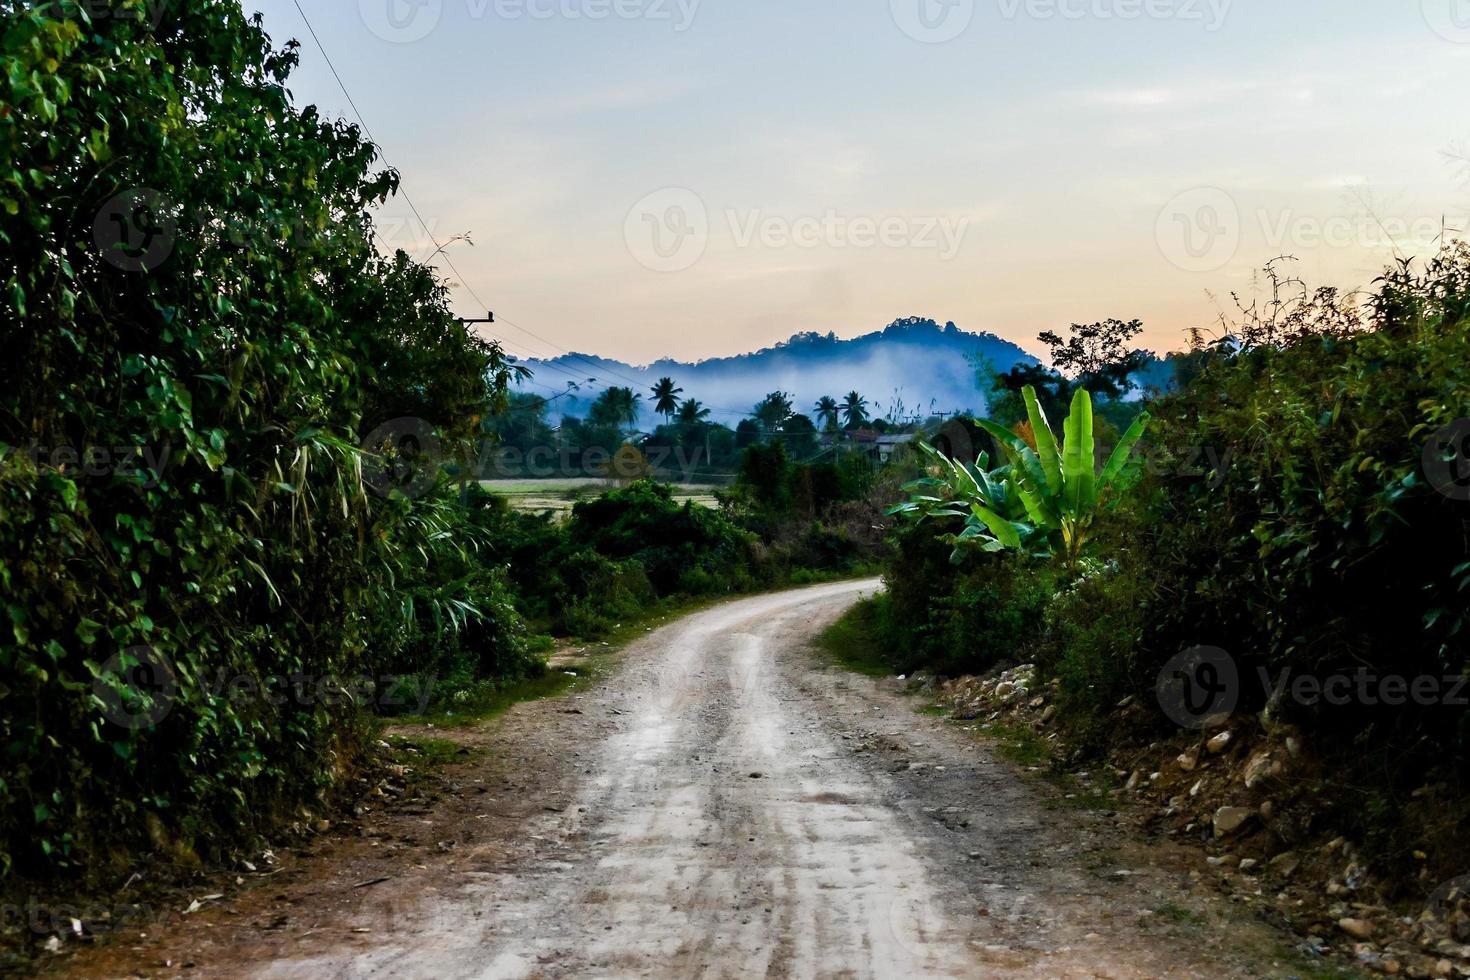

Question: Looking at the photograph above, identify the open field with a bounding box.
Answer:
[480,478,724,515]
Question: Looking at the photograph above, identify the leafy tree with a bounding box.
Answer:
[841,391,870,429]
[0,0,534,879]
[781,413,820,458]
[754,391,795,433]
[487,392,549,455]
[1037,318,1151,399]
[650,377,683,421]
[734,418,762,449]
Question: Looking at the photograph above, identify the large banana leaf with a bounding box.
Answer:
[1061,388,1096,515]
[1099,411,1151,491]
[968,502,1023,549]
[1022,385,1063,496]
[975,418,1058,527]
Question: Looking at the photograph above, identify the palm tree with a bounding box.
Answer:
[650,377,683,422]
[678,399,713,468]
[814,395,840,433]
[677,399,711,425]
[590,386,641,438]
[754,391,794,433]
[841,391,869,429]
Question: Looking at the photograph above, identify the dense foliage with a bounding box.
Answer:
[0,2,535,883]
[876,249,1470,871]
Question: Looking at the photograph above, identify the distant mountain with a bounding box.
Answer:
[515,317,1039,425]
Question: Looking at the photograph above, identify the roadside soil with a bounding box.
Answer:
[52,580,1344,979]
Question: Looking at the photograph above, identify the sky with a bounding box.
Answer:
[247,0,1470,365]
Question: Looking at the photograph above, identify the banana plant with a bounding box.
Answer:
[974,385,1149,562]
[886,441,1045,563]
[889,386,1148,563]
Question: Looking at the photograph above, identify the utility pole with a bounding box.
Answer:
[458,311,495,327]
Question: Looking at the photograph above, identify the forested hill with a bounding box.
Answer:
[515,317,1039,421]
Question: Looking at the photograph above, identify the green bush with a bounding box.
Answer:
[1042,250,1470,862]
[568,480,758,595]
[0,3,527,884]
[882,524,1054,676]
[883,248,1470,869]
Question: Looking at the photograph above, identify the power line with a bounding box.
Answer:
[287,6,845,429]
[291,1,492,318]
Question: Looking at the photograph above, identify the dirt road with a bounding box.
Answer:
[64,580,1327,978]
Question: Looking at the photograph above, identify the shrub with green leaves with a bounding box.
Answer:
[0,2,528,884]
[891,387,1148,562]
[568,480,760,595]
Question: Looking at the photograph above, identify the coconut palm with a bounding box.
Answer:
[589,386,641,437]
[678,399,714,468]
[841,391,869,429]
[650,377,684,422]
[814,395,840,433]
[677,399,711,425]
